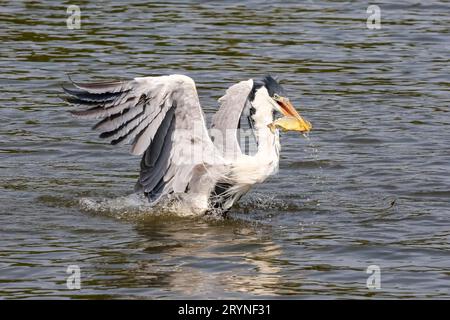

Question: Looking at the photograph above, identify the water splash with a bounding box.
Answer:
[78,193,214,221]
[76,191,300,222]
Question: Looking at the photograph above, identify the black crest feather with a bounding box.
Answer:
[249,75,286,101]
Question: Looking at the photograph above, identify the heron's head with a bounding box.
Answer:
[250,75,312,133]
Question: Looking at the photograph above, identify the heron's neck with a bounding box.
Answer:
[228,88,280,186]
[253,112,280,162]
[228,110,279,188]
[251,93,280,166]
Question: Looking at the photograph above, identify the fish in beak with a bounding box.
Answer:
[271,96,312,133]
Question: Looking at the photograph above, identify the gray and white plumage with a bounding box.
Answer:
[63,74,308,215]
[210,79,254,159]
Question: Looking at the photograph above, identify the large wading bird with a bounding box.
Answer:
[63,75,312,215]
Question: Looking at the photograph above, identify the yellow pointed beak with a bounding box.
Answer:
[276,97,312,133]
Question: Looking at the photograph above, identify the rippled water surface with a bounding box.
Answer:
[1,0,449,299]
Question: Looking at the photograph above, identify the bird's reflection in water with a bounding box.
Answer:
[102,216,289,298]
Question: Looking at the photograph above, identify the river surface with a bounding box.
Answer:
[1,0,449,299]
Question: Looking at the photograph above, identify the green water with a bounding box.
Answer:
[0,0,449,299]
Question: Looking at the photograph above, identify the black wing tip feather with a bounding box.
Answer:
[67,75,127,91]
[64,85,122,101]
[61,84,72,94]
[59,87,92,111]
[61,84,92,99]
[62,84,82,97]
[62,75,130,102]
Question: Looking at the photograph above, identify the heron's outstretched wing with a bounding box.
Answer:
[64,74,224,201]
[210,79,256,159]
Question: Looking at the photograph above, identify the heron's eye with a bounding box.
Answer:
[273,94,281,101]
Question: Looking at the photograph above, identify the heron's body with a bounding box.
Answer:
[63,74,310,216]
